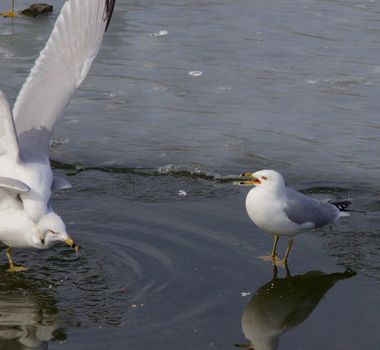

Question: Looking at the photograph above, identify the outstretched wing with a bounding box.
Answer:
[13,0,116,162]
[0,90,21,163]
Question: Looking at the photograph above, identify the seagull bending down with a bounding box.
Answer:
[0,0,115,272]
[240,170,351,264]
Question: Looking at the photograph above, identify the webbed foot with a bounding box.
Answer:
[5,247,28,272]
[7,265,29,273]
[1,11,17,18]
[258,254,282,264]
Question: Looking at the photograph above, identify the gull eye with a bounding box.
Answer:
[41,238,45,244]
[262,176,268,180]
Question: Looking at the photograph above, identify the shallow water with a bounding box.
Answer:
[0,0,379,349]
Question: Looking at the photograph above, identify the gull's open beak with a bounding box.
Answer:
[239,172,261,186]
[65,237,79,253]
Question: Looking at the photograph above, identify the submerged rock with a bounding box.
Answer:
[21,3,53,17]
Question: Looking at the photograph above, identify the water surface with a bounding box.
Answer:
[0,0,379,349]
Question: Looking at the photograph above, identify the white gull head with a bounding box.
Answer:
[36,213,76,250]
[241,169,285,194]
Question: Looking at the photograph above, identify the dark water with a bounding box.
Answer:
[0,0,379,349]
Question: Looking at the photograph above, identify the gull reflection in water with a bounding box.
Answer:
[0,274,64,350]
[236,266,355,350]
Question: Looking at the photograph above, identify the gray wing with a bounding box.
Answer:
[0,177,30,193]
[0,90,21,162]
[283,188,340,228]
[0,177,30,210]
[13,0,116,162]
[52,176,72,192]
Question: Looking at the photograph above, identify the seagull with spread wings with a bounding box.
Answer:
[0,0,115,272]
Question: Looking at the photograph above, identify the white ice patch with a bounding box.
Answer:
[178,190,187,197]
[188,71,202,77]
[150,30,169,37]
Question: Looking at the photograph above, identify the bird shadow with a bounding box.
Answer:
[0,270,66,349]
[234,265,356,350]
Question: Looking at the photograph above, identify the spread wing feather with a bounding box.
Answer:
[13,0,116,162]
[0,90,20,162]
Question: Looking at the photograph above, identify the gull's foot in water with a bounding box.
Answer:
[258,254,282,264]
[274,259,289,268]
[1,11,17,18]
[7,265,29,273]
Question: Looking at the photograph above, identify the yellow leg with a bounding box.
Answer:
[284,262,291,277]
[283,239,293,264]
[6,247,28,272]
[272,264,278,279]
[271,234,279,258]
[259,234,281,263]
[1,0,17,18]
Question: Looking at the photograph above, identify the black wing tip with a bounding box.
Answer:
[330,199,352,211]
[104,0,116,32]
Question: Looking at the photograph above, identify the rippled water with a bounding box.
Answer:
[0,0,379,349]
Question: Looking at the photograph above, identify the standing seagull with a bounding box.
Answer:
[240,170,351,264]
[0,0,115,272]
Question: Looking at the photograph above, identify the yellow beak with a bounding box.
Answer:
[239,172,261,186]
[65,237,79,253]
